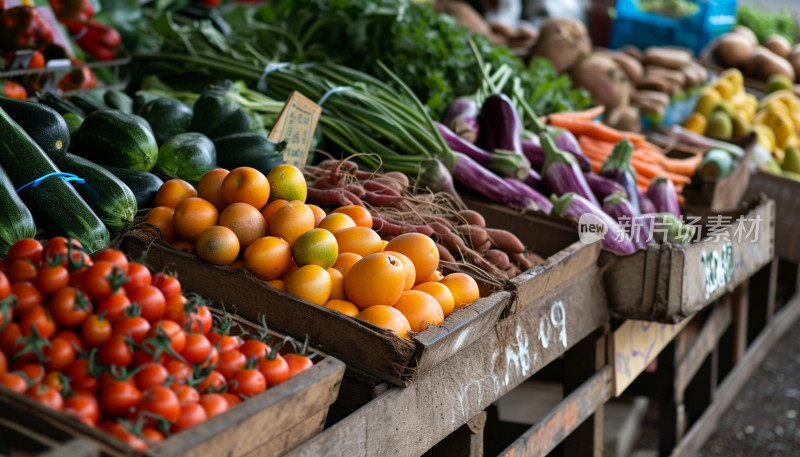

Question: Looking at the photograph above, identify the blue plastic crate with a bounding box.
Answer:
[610,0,737,55]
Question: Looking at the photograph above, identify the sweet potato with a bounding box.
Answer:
[486,249,511,271]
[509,252,533,271]
[436,242,456,263]
[642,47,693,70]
[457,210,486,228]
[485,228,525,253]
[455,224,489,249]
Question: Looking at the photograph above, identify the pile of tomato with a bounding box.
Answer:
[0,237,314,450]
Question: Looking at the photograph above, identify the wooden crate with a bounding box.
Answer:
[0,416,99,457]
[601,197,775,323]
[744,171,800,263]
[122,231,513,387]
[0,311,344,457]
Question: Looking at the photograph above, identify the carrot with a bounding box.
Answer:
[633,148,666,165]
[548,105,606,121]
[547,116,645,143]
[661,154,703,176]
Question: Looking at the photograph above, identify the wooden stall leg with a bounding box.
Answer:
[563,327,607,457]
[425,412,487,457]
[731,283,749,365]
[747,258,777,343]
[657,335,682,457]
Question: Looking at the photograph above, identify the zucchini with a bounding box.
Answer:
[156,133,216,183]
[133,93,161,115]
[104,90,133,114]
[70,91,109,114]
[140,98,193,146]
[214,132,284,175]
[38,92,86,118]
[59,153,138,232]
[189,81,251,139]
[0,96,70,164]
[100,165,164,210]
[76,110,159,172]
[0,105,109,254]
[0,163,36,256]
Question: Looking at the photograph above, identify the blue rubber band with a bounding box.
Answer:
[16,172,85,192]
[257,62,290,93]
[318,86,353,106]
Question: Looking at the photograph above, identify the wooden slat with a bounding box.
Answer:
[426,412,487,457]
[286,267,609,457]
[675,300,732,395]
[563,328,607,457]
[731,283,749,363]
[670,292,800,457]
[39,439,99,457]
[497,367,614,457]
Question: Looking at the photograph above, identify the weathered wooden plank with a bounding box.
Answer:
[39,439,100,457]
[744,171,800,263]
[497,367,614,457]
[563,328,607,457]
[675,300,732,395]
[731,283,749,363]
[242,410,328,457]
[669,292,800,457]
[657,337,681,456]
[286,267,608,457]
[426,412,486,457]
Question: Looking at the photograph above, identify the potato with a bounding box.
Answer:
[733,25,759,48]
[570,53,631,110]
[635,74,671,93]
[632,90,671,107]
[434,1,492,38]
[681,65,703,88]
[610,52,644,84]
[747,46,796,82]
[645,66,686,88]
[528,18,591,73]
[643,47,693,69]
[620,45,644,62]
[604,105,641,133]
[765,34,792,59]
[714,32,755,68]
[489,20,516,39]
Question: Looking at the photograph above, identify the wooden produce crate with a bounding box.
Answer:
[744,171,800,263]
[122,231,513,387]
[464,199,602,314]
[0,416,99,457]
[600,196,775,323]
[0,311,344,457]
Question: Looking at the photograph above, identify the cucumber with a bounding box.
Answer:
[0,163,36,256]
[76,110,159,172]
[104,90,133,114]
[141,98,193,146]
[0,105,109,254]
[70,91,109,114]
[38,92,86,118]
[156,133,216,183]
[100,165,164,210]
[213,132,284,175]
[59,153,138,233]
[0,96,70,163]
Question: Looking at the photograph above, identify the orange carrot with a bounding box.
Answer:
[633,147,667,165]
[661,154,703,176]
[548,105,606,121]
[547,116,646,143]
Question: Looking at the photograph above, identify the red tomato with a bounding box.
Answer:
[102,421,148,451]
[64,359,98,394]
[98,335,133,367]
[49,287,92,327]
[42,237,88,268]
[27,383,63,410]
[198,393,229,418]
[229,369,266,397]
[134,363,168,391]
[164,357,191,383]
[128,285,166,323]
[0,350,6,375]
[7,259,38,283]
[7,239,42,264]
[239,340,269,360]
[0,271,10,299]
[11,282,42,314]
[147,320,186,355]
[131,349,164,367]
[81,314,112,347]
[69,266,88,288]
[63,392,100,426]
[193,305,213,335]
[43,337,76,371]
[0,323,24,356]
[181,333,212,364]
[220,392,242,407]
[284,354,314,378]
[36,264,69,296]
[43,371,65,392]
[152,273,181,297]
[91,249,128,274]
[19,306,56,338]
[172,402,207,432]
[82,261,126,301]
[0,372,28,392]
[17,363,45,384]
[141,427,164,446]
[139,386,180,422]
[100,378,141,416]
[113,316,151,345]
[123,263,152,293]
[257,355,290,387]
[96,292,131,322]
[196,370,226,393]
[171,384,200,405]
[216,349,246,380]
[53,329,84,352]
[208,334,242,353]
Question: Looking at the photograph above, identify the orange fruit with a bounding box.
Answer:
[221,167,269,209]
[380,240,389,251]
[393,290,444,332]
[269,200,315,246]
[331,252,361,277]
[318,213,356,234]
[219,202,267,249]
[280,263,298,283]
[308,204,326,227]
[244,236,291,281]
[260,199,289,230]
[357,305,410,338]
[441,273,480,309]
[155,179,196,209]
[267,279,285,291]
[172,197,219,243]
[386,251,415,291]
[324,299,359,317]
[332,205,372,228]
[385,233,439,284]
[285,265,331,305]
[196,168,229,212]
[172,240,195,254]
[412,282,455,318]
[327,267,345,300]
[267,164,307,203]
[292,228,338,269]
[420,269,444,283]
[334,227,383,257]
[230,259,245,269]
[196,226,240,266]
[143,206,177,243]
[344,252,406,310]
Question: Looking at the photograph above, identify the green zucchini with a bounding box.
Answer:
[133,93,161,115]
[189,81,251,139]
[104,90,133,114]
[99,165,163,210]
[76,110,159,172]
[38,92,86,118]
[698,148,734,178]
[156,133,216,183]
[59,153,138,232]
[0,163,36,256]
[213,132,284,175]
[140,98,193,146]
[0,105,109,254]
[0,96,70,163]
[70,91,109,114]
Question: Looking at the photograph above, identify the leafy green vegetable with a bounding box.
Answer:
[737,5,798,45]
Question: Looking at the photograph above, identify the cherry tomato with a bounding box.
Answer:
[220,392,242,407]
[147,320,185,354]
[63,392,100,426]
[152,273,181,297]
[19,306,56,338]
[200,346,219,370]
[257,355,290,387]
[192,305,213,335]
[81,314,112,347]
[284,353,314,378]
[42,237,88,268]
[128,285,165,323]
[139,386,180,422]
[239,340,269,360]
[69,266,89,288]
[171,384,200,405]
[0,350,6,375]
[0,271,10,299]
[53,329,84,352]
[17,363,45,384]
[113,316,151,345]
[216,349,246,380]
[7,239,42,264]
[64,359,98,394]
[172,402,207,432]
[102,421,148,451]
[49,287,92,327]
[36,264,69,296]
[208,333,242,353]
[131,350,164,367]
[100,378,141,416]
[82,261,127,301]
[91,249,128,274]
[134,363,168,391]
[164,357,191,383]
[7,259,38,283]
[181,333,212,364]
[27,383,63,410]
[141,427,164,446]
[96,292,131,322]
[43,337,76,371]
[196,370,226,393]
[123,262,152,294]
[198,393,229,418]
[0,323,24,356]
[98,335,133,367]
[43,371,65,392]
[11,282,42,314]
[229,369,266,397]
[163,294,188,324]
[0,372,27,392]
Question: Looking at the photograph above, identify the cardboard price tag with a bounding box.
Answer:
[268,91,322,168]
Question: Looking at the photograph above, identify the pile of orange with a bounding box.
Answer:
[143,165,480,338]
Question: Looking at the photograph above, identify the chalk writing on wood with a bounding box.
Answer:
[701,242,733,299]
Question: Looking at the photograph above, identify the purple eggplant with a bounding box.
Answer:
[599,138,640,216]
[522,137,545,171]
[442,97,480,143]
[418,158,459,198]
[524,168,544,192]
[646,177,680,217]
[522,133,591,172]
[451,152,541,210]
[637,188,656,214]
[553,128,592,172]
[503,177,553,213]
[541,133,600,206]
[435,122,529,179]
[603,192,650,250]
[477,94,523,156]
[584,172,626,203]
[550,192,636,255]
